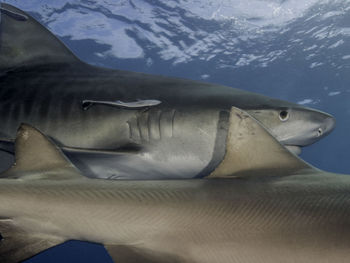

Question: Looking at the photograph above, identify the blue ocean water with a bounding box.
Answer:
[1,0,350,262]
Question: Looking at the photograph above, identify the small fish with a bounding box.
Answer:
[82,99,162,111]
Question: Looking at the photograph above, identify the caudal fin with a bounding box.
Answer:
[0,4,81,71]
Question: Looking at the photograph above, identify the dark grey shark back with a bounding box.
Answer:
[0,4,80,71]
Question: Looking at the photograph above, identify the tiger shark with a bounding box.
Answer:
[0,4,335,179]
[0,107,348,263]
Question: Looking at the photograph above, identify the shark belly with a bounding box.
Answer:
[64,108,229,179]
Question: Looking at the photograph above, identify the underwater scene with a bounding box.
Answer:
[1,0,350,262]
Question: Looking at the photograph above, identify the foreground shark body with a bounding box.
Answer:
[0,4,335,179]
[3,172,350,263]
[0,107,347,263]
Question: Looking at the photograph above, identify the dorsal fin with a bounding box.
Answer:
[1,124,83,180]
[0,4,81,71]
[208,107,318,178]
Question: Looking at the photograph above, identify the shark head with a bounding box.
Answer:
[246,106,335,155]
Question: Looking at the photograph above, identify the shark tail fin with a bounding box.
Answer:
[0,3,81,71]
[1,123,84,180]
[0,218,65,263]
[208,107,318,178]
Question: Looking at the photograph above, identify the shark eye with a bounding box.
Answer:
[279,110,289,121]
[317,128,323,137]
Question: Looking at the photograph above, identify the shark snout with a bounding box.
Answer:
[298,110,336,146]
[317,114,336,138]
[282,112,335,155]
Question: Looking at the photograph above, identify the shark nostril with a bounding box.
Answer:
[317,128,323,137]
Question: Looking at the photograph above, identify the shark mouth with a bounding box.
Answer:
[285,145,302,155]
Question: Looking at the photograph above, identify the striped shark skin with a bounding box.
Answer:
[0,4,335,179]
[0,107,348,263]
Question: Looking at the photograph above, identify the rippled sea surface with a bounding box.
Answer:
[2,0,350,262]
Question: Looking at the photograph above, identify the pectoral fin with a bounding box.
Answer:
[0,218,64,263]
[208,107,318,178]
[105,244,186,263]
